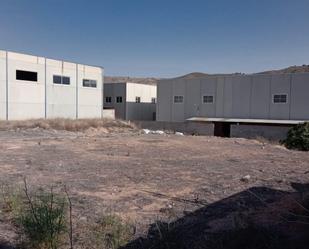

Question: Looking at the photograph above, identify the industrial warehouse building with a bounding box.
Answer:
[0,50,103,120]
[104,82,156,120]
[157,73,309,137]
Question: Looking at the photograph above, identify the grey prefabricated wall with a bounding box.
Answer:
[157,73,309,122]
[104,82,156,120]
[0,50,103,120]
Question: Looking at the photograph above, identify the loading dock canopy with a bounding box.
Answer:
[187,117,308,125]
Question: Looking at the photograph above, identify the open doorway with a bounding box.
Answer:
[214,122,231,137]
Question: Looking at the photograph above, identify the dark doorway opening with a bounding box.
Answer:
[214,122,231,137]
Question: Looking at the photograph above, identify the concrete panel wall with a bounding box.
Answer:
[104,82,156,121]
[103,83,127,119]
[0,50,103,120]
[157,80,173,122]
[157,72,309,122]
[126,83,156,120]
[46,60,77,118]
[0,50,7,120]
[250,75,271,119]
[231,76,251,118]
[200,77,216,117]
[215,77,225,117]
[77,65,103,119]
[290,73,309,119]
[7,52,45,120]
[172,79,186,122]
[269,74,291,120]
[185,78,200,119]
[223,77,233,118]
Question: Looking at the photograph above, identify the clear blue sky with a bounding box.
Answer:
[0,0,308,77]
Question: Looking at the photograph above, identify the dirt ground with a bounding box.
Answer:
[0,128,308,247]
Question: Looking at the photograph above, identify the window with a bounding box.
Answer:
[83,79,97,88]
[151,97,156,104]
[116,96,123,103]
[105,96,112,103]
[53,75,70,85]
[203,95,214,104]
[16,70,37,82]
[273,94,287,104]
[62,76,70,85]
[174,95,184,103]
[53,75,62,84]
[135,97,141,103]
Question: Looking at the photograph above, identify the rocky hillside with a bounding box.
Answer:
[105,65,309,85]
[256,64,309,74]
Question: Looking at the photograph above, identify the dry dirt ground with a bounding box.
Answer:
[0,128,308,247]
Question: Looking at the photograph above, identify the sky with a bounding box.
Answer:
[0,0,309,78]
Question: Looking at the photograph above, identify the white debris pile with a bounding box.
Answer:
[143,129,165,135]
[175,132,184,136]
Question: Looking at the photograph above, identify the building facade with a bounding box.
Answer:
[104,82,156,120]
[0,50,103,120]
[157,73,309,122]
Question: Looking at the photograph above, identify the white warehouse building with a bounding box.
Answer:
[104,82,156,120]
[157,73,309,137]
[0,50,103,120]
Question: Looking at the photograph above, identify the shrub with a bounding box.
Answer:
[17,184,67,249]
[282,123,309,151]
[92,214,135,249]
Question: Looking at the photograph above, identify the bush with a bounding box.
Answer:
[282,123,309,151]
[92,214,135,249]
[15,183,67,249]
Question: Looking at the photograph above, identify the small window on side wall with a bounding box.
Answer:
[203,95,214,104]
[105,97,112,103]
[174,95,184,103]
[83,79,97,88]
[116,96,123,103]
[273,94,287,104]
[135,97,141,103]
[53,75,70,85]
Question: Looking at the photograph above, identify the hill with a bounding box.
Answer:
[104,65,309,85]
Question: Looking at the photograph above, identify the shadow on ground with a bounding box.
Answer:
[0,242,15,249]
[123,183,309,249]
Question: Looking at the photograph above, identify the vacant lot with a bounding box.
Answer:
[0,127,308,248]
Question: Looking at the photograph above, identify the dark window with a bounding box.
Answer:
[53,75,62,84]
[135,97,141,103]
[174,95,184,103]
[273,94,287,103]
[62,76,70,85]
[53,75,70,85]
[116,96,123,103]
[105,96,112,103]
[203,95,214,103]
[16,70,37,82]
[151,97,156,104]
[83,79,97,88]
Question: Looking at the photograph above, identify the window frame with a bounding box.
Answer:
[53,75,70,85]
[82,79,97,88]
[135,96,141,103]
[173,95,184,104]
[105,96,112,103]
[272,93,288,104]
[116,96,123,103]
[202,95,214,104]
[16,70,38,82]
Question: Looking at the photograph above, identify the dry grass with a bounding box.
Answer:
[0,118,137,132]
